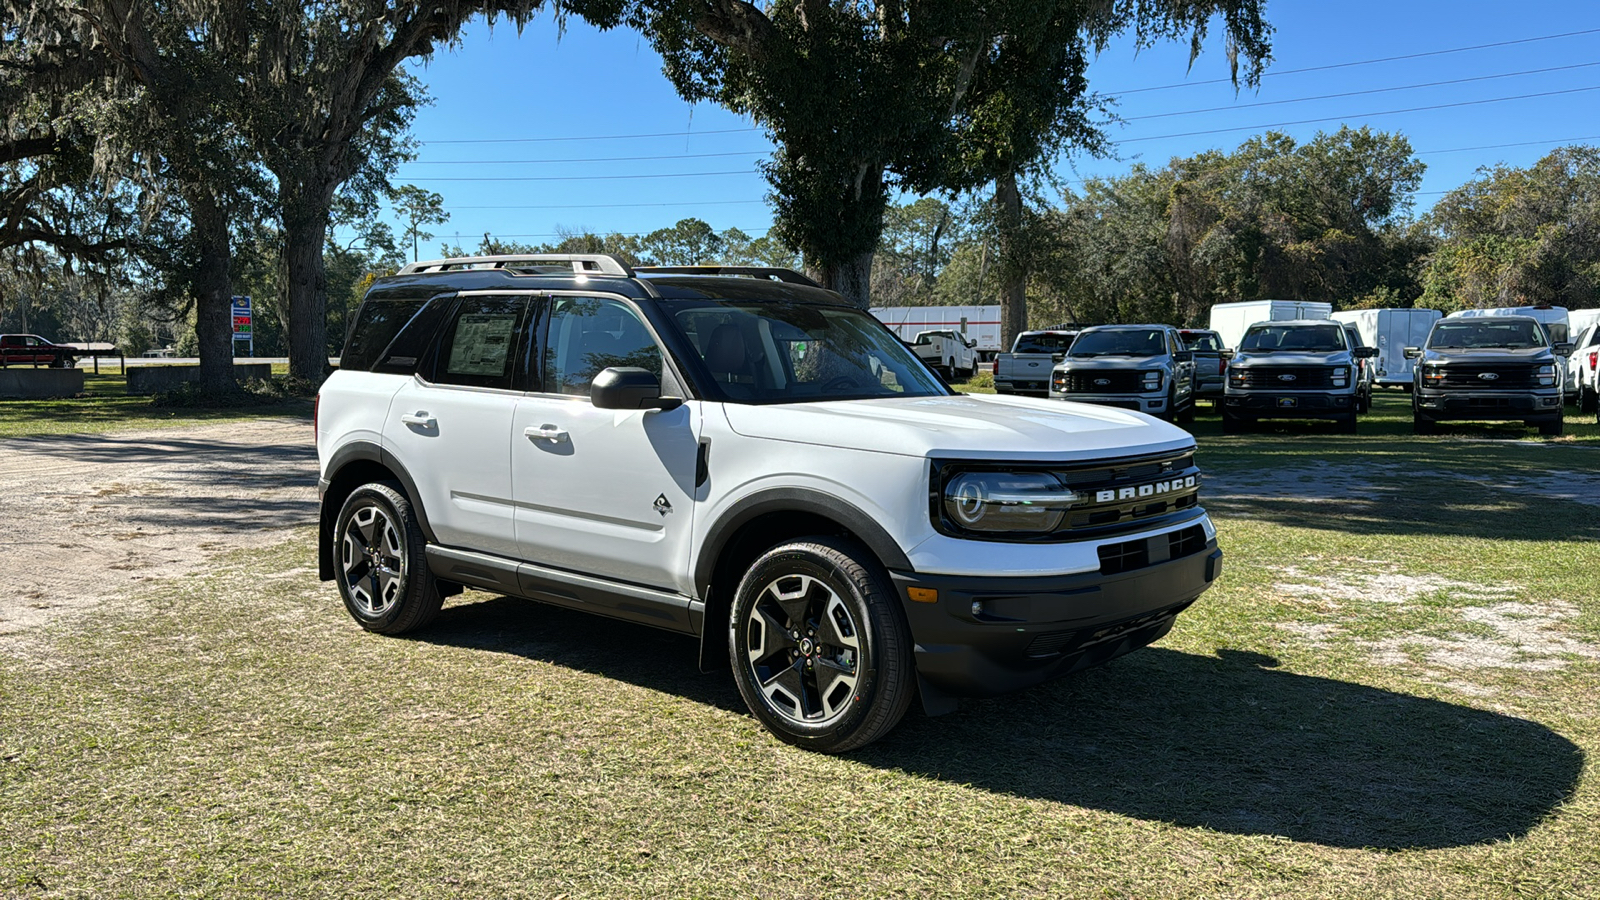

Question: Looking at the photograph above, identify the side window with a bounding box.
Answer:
[432,295,530,390]
[544,297,662,397]
[371,295,453,376]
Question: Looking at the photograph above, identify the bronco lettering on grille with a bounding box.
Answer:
[1093,475,1198,504]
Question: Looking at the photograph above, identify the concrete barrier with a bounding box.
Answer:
[126,363,274,395]
[0,367,86,399]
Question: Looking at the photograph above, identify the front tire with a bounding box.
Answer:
[1539,416,1564,437]
[333,482,443,635]
[729,537,914,753]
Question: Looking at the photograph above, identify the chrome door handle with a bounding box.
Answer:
[525,424,569,443]
[400,411,436,427]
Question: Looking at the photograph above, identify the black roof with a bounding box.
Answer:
[362,268,848,307]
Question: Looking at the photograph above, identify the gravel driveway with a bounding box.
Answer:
[0,417,318,640]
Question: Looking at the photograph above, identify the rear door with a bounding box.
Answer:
[510,294,701,594]
[382,293,534,559]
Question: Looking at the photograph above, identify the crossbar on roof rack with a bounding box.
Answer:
[398,253,634,277]
[633,265,821,288]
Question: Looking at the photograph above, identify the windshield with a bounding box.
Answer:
[1068,329,1166,357]
[661,300,951,404]
[1427,319,1545,350]
[1014,332,1075,354]
[1180,333,1222,351]
[1238,324,1346,353]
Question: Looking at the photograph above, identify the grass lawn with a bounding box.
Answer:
[2,392,1598,897]
[0,367,308,439]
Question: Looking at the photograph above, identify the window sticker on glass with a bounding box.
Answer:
[447,313,516,377]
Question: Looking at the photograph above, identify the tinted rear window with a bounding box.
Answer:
[341,299,429,371]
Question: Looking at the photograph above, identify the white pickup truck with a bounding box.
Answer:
[910,330,978,379]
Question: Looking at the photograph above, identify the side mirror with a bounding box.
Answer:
[1403,347,1422,360]
[1353,347,1378,359]
[1173,350,1193,363]
[591,367,683,411]
[1219,349,1236,361]
[1050,352,1065,362]
[1554,342,1575,357]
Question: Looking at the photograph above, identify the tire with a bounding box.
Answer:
[1539,416,1564,437]
[1338,409,1358,435]
[1413,412,1435,435]
[1221,409,1248,434]
[1177,389,1196,424]
[333,482,444,635]
[728,536,914,753]
[1582,385,1598,414]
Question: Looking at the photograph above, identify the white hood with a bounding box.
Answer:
[721,393,1194,462]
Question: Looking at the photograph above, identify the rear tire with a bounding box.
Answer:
[729,537,914,753]
[333,482,444,635]
[1581,384,1597,414]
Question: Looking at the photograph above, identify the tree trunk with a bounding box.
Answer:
[188,189,236,395]
[994,167,1028,350]
[818,250,875,309]
[282,186,331,382]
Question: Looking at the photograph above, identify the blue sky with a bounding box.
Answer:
[369,1,1600,258]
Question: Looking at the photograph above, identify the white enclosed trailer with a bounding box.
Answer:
[1444,305,1571,344]
[872,305,1002,357]
[1331,308,1442,387]
[1207,300,1335,350]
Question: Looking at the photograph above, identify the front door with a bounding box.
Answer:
[511,295,701,595]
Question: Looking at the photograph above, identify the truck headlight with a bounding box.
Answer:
[1422,365,1445,386]
[942,471,1079,533]
[1142,370,1163,391]
[1228,367,1245,387]
[1537,364,1556,386]
[1331,366,1349,387]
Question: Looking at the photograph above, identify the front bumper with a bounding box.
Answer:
[1224,390,1353,419]
[893,531,1221,699]
[1415,389,1561,421]
[1049,389,1169,413]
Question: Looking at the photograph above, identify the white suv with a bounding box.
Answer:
[316,255,1222,752]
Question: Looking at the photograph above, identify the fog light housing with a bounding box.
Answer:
[970,600,984,617]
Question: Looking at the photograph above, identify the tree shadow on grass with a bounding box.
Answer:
[421,595,1583,851]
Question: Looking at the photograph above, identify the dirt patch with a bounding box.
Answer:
[0,418,316,646]
[1271,564,1517,607]
[1368,601,1600,673]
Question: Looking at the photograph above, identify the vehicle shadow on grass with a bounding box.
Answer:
[421,596,1582,851]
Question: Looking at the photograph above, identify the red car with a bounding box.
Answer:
[0,334,77,368]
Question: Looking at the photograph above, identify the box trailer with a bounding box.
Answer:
[1332,308,1442,387]
[1207,300,1335,350]
[1444,305,1570,344]
[872,305,1002,357]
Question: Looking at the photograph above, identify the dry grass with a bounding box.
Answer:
[3,396,1600,898]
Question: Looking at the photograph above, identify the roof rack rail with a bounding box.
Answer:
[398,253,634,277]
[633,265,822,289]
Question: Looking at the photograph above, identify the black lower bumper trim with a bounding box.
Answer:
[893,539,1220,699]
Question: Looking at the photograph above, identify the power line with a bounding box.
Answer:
[1119,84,1600,144]
[1112,27,1600,96]
[403,169,761,182]
[448,199,768,210]
[1125,61,1600,122]
[1417,136,1600,154]
[419,126,762,145]
[403,151,767,166]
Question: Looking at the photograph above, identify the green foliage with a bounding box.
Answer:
[1422,145,1600,310]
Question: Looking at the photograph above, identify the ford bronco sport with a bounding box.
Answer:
[316,255,1222,752]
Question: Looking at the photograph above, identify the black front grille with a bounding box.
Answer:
[1057,370,1144,393]
[1168,524,1207,559]
[1098,538,1150,575]
[1233,366,1335,388]
[1438,365,1538,389]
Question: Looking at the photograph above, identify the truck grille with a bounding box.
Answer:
[1232,366,1334,388]
[1056,370,1143,393]
[1438,365,1538,389]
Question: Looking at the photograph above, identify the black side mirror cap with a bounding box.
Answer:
[1219,349,1236,360]
[1403,347,1422,360]
[1353,347,1378,359]
[1174,350,1193,363]
[591,367,683,411]
[1554,342,1575,357]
